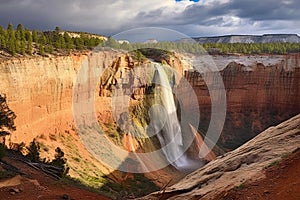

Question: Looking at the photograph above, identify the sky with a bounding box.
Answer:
[0,0,299,38]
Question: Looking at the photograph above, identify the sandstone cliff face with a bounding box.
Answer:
[185,54,300,149]
[0,51,128,186]
[143,114,300,200]
[0,51,189,189]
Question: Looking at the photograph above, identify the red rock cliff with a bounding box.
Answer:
[184,54,300,150]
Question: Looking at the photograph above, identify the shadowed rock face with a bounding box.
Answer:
[142,114,300,200]
[184,54,300,150]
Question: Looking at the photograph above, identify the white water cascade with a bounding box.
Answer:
[149,65,193,169]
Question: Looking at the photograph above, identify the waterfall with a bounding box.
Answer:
[149,64,192,169]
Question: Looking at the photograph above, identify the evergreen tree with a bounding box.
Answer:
[0,94,16,137]
[39,44,45,55]
[20,40,26,55]
[7,23,16,56]
[50,147,69,176]
[26,33,33,55]
[32,29,38,43]
[64,32,73,49]
[16,24,25,41]
[55,26,61,33]
[26,139,40,162]
[15,39,21,54]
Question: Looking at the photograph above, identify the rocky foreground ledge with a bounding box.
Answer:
[141,114,300,200]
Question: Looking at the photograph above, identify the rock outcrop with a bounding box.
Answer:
[142,114,300,200]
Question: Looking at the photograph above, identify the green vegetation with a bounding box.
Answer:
[203,42,300,54]
[265,160,281,169]
[1,23,299,56]
[0,94,16,137]
[101,173,160,199]
[101,122,122,145]
[0,23,104,56]
[0,94,16,160]
[25,138,41,162]
[235,183,245,190]
[101,37,300,55]
[50,147,69,176]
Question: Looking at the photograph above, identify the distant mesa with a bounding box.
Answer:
[192,34,300,44]
[143,39,159,44]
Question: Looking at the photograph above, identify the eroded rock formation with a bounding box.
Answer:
[142,114,300,200]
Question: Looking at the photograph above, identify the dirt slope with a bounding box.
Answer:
[0,156,109,200]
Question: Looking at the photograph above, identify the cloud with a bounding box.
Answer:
[0,0,299,37]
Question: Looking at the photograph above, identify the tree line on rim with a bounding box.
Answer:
[0,23,104,56]
[0,23,299,56]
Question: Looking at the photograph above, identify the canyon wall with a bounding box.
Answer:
[184,54,300,149]
[0,52,133,187]
[0,51,185,192]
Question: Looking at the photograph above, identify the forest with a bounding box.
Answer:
[102,37,300,55]
[1,23,300,56]
[0,23,103,56]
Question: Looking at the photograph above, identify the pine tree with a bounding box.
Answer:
[50,147,69,176]
[39,44,45,56]
[20,40,26,55]
[32,30,38,43]
[7,23,16,56]
[15,39,21,54]
[0,94,16,136]
[26,139,40,162]
[26,33,33,55]
[64,32,73,49]
[16,24,25,41]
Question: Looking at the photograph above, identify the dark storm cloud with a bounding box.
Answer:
[0,0,299,36]
[228,0,300,21]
